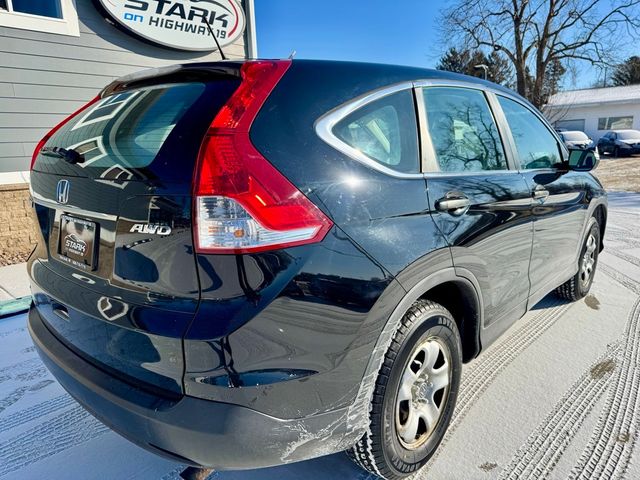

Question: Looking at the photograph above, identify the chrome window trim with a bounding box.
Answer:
[315,77,558,178]
[423,169,520,178]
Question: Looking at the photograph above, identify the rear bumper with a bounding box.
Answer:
[28,305,353,470]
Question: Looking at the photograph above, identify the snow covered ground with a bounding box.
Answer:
[0,192,638,480]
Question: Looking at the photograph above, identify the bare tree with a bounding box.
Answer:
[440,0,640,107]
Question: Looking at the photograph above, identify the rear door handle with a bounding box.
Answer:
[435,192,471,216]
[532,188,549,201]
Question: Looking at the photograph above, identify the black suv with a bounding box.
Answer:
[27,60,606,479]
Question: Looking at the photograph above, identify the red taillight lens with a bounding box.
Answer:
[30,95,101,170]
[193,60,333,254]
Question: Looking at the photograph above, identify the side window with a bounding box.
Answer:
[498,96,562,169]
[422,87,507,173]
[333,90,419,174]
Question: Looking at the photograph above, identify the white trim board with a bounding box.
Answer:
[0,0,79,37]
[0,171,30,185]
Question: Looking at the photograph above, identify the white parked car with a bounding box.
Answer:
[558,130,595,150]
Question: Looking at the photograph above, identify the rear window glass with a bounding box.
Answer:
[38,83,206,171]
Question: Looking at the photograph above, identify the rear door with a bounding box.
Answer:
[417,84,534,334]
[495,95,588,304]
[29,69,241,395]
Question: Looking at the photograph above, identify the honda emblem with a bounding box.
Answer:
[56,179,70,204]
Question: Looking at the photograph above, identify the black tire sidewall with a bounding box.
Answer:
[379,309,462,476]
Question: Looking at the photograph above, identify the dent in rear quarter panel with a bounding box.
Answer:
[184,224,408,419]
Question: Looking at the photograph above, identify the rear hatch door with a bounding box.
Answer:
[29,65,241,396]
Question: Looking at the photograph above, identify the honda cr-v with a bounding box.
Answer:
[28,59,606,479]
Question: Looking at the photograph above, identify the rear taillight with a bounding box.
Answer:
[193,60,333,254]
[30,95,101,170]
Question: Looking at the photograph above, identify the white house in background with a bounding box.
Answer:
[544,84,640,141]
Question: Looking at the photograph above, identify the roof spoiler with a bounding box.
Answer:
[101,62,244,97]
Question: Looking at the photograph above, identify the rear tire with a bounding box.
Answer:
[556,218,600,302]
[348,300,462,479]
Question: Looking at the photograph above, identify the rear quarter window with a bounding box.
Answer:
[333,89,420,174]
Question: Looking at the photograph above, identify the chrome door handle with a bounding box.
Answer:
[532,188,549,201]
[436,193,471,215]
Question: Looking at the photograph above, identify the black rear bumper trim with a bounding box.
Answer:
[28,306,354,469]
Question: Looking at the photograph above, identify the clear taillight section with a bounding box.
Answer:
[196,196,322,252]
[193,60,333,254]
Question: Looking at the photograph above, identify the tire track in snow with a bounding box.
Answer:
[599,263,640,296]
[497,343,622,480]
[0,358,43,380]
[0,405,109,478]
[419,298,573,475]
[0,379,54,414]
[608,249,640,269]
[454,299,572,428]
[569,298,640,480]
[0,394,75,434]
[0,327,26,339]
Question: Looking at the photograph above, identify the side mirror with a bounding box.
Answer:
[567,148,599,172]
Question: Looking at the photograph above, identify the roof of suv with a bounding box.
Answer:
[107,58,529,106]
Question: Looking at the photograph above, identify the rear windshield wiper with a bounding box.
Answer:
[40,146,85,164]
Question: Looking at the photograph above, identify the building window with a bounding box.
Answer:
[0,0,78,36]
[12,0,62,18]
[598,116,634,130]
[555,119,586,132]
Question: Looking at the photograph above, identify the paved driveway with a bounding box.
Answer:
[1,192,638,480]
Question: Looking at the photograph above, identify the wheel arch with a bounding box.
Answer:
[416,275,482,363]
[593,203,607,252]
[343,265,484,444]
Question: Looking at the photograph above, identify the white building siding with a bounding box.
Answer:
[547,103,640,141]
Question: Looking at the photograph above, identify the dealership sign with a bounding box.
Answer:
[94,0,245,51]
